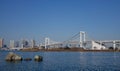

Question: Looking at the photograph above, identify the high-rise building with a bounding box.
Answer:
[10,40,14,48]
[21,39,29,47]
[15,41,19,47]
[0,38,4,48]
[31,39,35,48]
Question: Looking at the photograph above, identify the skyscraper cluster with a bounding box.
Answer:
[0,38,36,49]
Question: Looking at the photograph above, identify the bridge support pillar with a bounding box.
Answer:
[79,31,86,48]
[45,37,50,49]
[113,41,116,50]
[100,41,102,49]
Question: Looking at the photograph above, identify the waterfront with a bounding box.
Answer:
[0,51,120,71]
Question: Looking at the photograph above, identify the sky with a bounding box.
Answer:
[0,0,120,45]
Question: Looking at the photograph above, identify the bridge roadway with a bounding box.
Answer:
[47,40,120,45]
[44,40,120,49]
[95,40,120,43]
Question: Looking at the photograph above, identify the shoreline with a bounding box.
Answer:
[20,48,120,52]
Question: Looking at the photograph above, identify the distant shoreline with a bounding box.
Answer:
[20,48,120,52]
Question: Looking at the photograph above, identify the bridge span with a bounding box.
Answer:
[42,31,120,50]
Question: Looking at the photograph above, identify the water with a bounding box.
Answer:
[0,51,120,71]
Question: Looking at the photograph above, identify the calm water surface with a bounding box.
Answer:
[0,51,120,71]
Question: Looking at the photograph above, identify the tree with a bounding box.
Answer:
[109,47,113,50]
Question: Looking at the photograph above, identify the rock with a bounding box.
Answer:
[5,52,22,61]
[24,58,32,61]
[13,55,22,61]
[34,55,43,62]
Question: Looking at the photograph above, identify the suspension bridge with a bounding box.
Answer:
[41,31,120,50]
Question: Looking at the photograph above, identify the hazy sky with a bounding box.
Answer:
[0,0,120,44]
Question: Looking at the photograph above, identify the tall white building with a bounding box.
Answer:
[10,40,14,48]
[0,38,4,48]
[31,39,35,48]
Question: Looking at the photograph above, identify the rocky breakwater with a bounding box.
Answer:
[5,52,43,62]
[24,58,32,61]
[34,55,43,62]
[5,52,22,61]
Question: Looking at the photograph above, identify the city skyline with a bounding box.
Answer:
[0,0,120,45]
[0,38,36,48]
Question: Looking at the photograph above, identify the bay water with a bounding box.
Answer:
[0,51,120,71]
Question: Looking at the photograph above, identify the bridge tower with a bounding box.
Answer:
[113,41,116,50]
[79,31,86,48]
[45,37,50,49]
